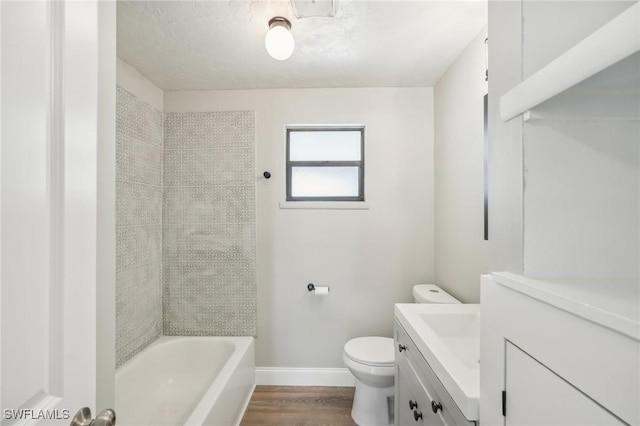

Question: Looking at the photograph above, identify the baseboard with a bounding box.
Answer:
[255,367,356,387]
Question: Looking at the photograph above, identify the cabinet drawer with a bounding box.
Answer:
[396,359,445,426]
[395,320,475,426]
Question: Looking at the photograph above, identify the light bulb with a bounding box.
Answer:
[265,18,294,61]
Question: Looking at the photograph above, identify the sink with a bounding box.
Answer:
[394,303,481,421]
[419,312,480,368]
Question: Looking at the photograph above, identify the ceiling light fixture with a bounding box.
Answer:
[265,17,294,61]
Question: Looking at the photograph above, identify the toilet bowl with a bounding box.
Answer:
[343,337,395,426]
[343,284,460,426]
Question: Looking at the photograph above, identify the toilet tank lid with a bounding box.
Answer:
[413,284,461,304]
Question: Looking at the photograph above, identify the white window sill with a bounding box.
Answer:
[278,201,370,210]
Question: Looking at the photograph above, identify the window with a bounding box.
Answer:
[286,126,365,201]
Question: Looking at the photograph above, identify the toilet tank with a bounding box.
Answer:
[413,284,461,304]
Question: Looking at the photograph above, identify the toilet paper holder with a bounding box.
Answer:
[307,283,329,293]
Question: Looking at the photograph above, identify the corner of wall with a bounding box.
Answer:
[433,20,489,304]
[116,57,164,112]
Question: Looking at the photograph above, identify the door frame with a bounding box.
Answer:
[96,0,117,413]
[0,0,116,421]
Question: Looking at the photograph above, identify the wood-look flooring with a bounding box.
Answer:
[240,386,358,426]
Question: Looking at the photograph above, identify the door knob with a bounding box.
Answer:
[70,408,92,426]
[93,409,116,426]
[398,344,407,352]
[431,400,443,413]
[70,408,116,426]
[414,410,423,421]
[409,400,418,410]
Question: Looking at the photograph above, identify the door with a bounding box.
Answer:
[504,341,624,426]
[1,1,115,424]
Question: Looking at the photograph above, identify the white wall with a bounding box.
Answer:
[434,27,488,303]
[521,1,636,80]
[116,57,163,111]
[165,88,435,368]
[486,0,524,275]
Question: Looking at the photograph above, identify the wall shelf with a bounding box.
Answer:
[500,2,639,122]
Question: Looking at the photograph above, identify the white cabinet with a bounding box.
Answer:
[504,342,624,426]
[480,273,639,426]
[394,320,475,426]
[485,2,639,423]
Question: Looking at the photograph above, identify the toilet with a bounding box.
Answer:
[342,284,461,426]
[412,284,461,304]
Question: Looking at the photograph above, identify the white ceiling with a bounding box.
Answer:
[117,1,487,90]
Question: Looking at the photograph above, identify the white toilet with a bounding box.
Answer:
[342,284,461,426]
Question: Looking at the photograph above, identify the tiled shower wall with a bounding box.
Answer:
[115,87,163,366]
[162,111,257,336]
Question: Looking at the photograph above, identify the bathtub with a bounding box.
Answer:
[116,336,255,426]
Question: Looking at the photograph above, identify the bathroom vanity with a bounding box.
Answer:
[394,304,479,425]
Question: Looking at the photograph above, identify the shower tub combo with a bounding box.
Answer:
[116,336,255,426]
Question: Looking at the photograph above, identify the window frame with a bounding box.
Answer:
[285,126,365,202]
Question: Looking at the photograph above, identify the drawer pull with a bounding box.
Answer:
[414,410,423,421]
[431,401,442,413]
[398,344,407,352]
[409,400,418,410]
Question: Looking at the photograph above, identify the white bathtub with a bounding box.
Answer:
[116,336,255,426]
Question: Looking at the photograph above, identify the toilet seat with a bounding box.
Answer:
[344,337,394,367]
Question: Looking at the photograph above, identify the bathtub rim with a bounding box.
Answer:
[186,336,254,426]
[116,335,256,426]
[116,335,251,372]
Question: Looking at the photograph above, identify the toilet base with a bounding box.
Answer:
[351,380,395,426]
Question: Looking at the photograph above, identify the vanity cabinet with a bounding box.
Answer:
[394,320,475,426]
[396,360,444,426]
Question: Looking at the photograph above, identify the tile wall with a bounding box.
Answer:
[162,111,257,336]
[115,87,164,367]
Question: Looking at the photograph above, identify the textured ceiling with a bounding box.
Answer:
[117,1,487,90]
